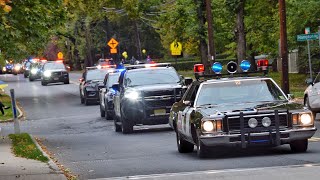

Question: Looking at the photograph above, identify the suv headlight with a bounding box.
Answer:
[201,119,223,133]
[31,68,38,74]
[292,112,313,126]
[124,91,140,100]
[43,71,51,77]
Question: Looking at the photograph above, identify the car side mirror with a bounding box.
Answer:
[111,83,120,92]
[184,77,193,86]
[287,94,295,100]
[306,78,314,86]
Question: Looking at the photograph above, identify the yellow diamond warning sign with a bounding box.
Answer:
[170,41,182,56]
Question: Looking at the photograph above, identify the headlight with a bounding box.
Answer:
[124,91,140,100]
[262,117,271,127]
[14,66,21,71]
[248,118,258,128]
[31,68,38,74]
[2,67,6,71]
[203,121,215,132]
[300,113,312,125]
[43,71,51,77]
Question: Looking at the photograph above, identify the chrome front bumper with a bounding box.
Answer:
[200,127,317,147]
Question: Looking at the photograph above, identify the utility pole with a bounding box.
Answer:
[205,0,215,64]
[279,0,289,94]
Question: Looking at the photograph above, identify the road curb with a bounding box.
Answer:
[30,135,66,178]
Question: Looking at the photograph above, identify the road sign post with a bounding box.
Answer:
[307,40,312,79]
[10,89,20,134]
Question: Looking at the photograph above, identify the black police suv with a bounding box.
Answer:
[23,61,32,78]
[41,61,69,86]
[29,63,43,81]
[99,71,121,120]
[79,67,114,105]
[112,64,190,134]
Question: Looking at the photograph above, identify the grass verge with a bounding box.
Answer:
[0,94,14,121]
[178,71,308,98]
[9,133,49,162]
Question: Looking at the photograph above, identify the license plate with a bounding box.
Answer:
[154,109,166,116]
[54,77,59,80]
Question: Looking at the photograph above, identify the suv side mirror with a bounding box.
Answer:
[184,77,193,86]
[111,83,120,92]
[306,78,314,86]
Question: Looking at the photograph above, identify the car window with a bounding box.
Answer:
[86,69,109,81]
[195,79,286,106]
[107,73,120,88]
[43,63,66,71]
[124,68,180,87]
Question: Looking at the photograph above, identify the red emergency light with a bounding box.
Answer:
[56,60,63,63]
[194,64,205,73]
[257,59,268,67]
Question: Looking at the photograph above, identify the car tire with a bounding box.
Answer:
[290,139,308,153]
[176,132,194,153]
[304,97,316,119]
[197,139,209,158]
[100,104,105,117]
[64,79,70,84]
[13,73,17,75]
[105,103,113,120]
[41,81,47,86]
[24,74,27,78]
[114,118,122,132]
[84,97,90,106]
[29,77,34,81]
[121,116,133,134]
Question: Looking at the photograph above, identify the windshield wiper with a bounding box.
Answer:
[198,103,219,108]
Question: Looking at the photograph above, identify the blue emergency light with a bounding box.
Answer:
[240,60,251,72]
[211,62,223,74]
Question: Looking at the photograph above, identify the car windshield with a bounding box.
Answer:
[43,63,65,70]
[196,79,287,107]
[124,68,180,87]
[107,73,120,88]
[86,69,109,81]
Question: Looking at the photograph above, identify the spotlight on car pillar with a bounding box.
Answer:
[240,60,251,72]
[211,62,223,74]
[227,61,238,74]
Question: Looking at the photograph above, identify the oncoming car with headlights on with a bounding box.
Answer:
[41,61,69,86]
[79,66,116,105]
[112,63,191,134]
[29,60,46,81]
[170,60,317,158]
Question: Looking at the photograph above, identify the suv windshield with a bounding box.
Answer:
[196,79,286,107]
[86,69,109,81]
[124,68,180,87]
[43,63,65,70]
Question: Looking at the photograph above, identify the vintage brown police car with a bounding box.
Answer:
[169,60,317,158]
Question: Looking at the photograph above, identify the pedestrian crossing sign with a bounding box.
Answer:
[170,41,182,56]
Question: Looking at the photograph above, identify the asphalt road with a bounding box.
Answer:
[1,73,320,180]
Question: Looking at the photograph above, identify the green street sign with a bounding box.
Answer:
[297,33,319,41]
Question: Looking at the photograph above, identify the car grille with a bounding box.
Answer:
[227,113,288,132]
[143,88,182,108]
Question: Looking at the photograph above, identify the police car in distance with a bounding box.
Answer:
[169,60,317,158]
[41,61,69,86]
[79,65,116,105]
[112,63,192,134]
[29,60,47,81]
[99,70,121,120]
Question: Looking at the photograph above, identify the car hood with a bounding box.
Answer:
[198,101,305,117]
[45,69,67,73]
[127,83,182,91]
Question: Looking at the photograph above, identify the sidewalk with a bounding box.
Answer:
[0,137,66,180]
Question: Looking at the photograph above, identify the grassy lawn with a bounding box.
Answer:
[178,70,308,98]
[9,133,49,162]
[0,94,14,121]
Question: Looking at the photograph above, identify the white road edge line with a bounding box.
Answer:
[89,163,320,180]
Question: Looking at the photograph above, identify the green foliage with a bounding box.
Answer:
[0,94,14,121]
[9,133,49,162]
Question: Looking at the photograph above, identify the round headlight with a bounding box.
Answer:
[203,121,214,132]
[43,71,51,77]
[262,117,271,127]
[300,114,312,125]
[248,118,258,128]
[124,91,139,100]
[31,68,38,74]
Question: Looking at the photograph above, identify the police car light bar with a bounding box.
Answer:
[211,62,222,74]
[240,60,251,72]
[125,63,171,70]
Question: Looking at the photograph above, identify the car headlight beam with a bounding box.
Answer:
[203,121,215,132]
[124,91,140,100]
[300,113,312,125]
[43,71,51,77]
[31,69,38,74]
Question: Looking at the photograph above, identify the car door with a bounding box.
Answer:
[177,84,198,136]
[80,72,86,97]
[309,73,320,109]
[113,71,125,118]
[100,74,108,108]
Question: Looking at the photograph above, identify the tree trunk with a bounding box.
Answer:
[135,21,142,60]
[236,0,246,66]
[85,23,93,67]
[248,43,256,71]
[194,0,209,72]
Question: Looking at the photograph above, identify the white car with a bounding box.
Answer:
[304,73,320,117]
